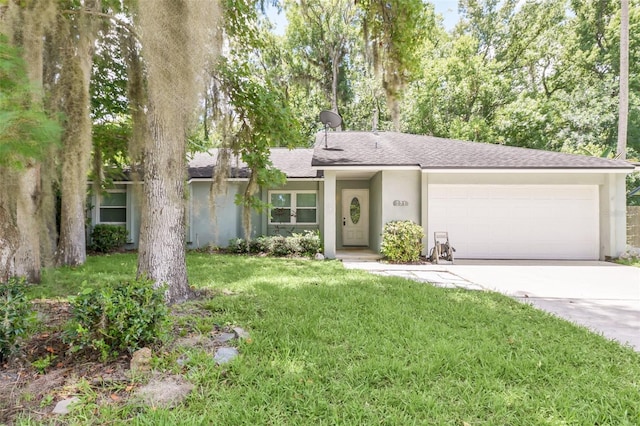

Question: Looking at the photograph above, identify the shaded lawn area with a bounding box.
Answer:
[30,253,640,425]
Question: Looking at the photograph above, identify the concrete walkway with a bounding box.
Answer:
[342,260,640,351]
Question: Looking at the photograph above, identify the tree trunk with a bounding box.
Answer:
[0,170,19,283]
[11,2,51,281]
[331,50,343,130]
[136,109,190,304]
[134,0,217,304]
[617,0,629,159]
[13,166,42,282]
[55,2,99,266]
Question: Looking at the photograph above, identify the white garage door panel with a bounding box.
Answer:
[428,185,599,260]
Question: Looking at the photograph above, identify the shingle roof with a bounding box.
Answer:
[311,131,634,170]
[188,148,320,179]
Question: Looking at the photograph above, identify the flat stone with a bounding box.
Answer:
[215,332,236,343]
[130,347,152,372]
[233,327,250,340]
[214,347,239,365]
[176,355,190,367]
[134,375,193,408]
[52,397,80,415]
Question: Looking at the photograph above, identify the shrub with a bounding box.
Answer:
[270,235,290,256]
[90,224,129,253]
[380,220,424,263]
[0,278,34,362]
[250,235,270,253]
[296,230,322,256]
[228,237,249,254]
[64,279,168,361]
[227,231,322,257]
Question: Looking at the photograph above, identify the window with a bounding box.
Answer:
[99,185,127,225]
[269,191,317,224]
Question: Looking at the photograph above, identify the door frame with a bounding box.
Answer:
[341,188,369,246]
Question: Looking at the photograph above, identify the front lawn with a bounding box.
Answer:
[17,254,640,424]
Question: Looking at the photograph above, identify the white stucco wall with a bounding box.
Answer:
[427,172,607,186]
[323,171,336,258]
[369,172,383,252]
[380,170,421,225]
[599,173,628,259]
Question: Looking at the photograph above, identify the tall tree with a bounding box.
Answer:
[1,0,60,282]
[134,0,218,303]
[55,0,102,267]
[357,0,434,130]
[285,0,357,128]
[617,0,629,159]
[0,33,60,281]
[206,0,303,241]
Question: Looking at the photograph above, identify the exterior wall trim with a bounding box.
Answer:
[423,168,632,174]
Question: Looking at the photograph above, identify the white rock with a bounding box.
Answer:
[314,253,325,261]
[214,347,239,365]
[52,397,80,415]
[215,332,237,343]
[233,327,250,340]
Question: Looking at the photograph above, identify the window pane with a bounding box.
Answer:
[296,209,316,223]
[350,197,360,224]
[297,193,316,208]
[101,192,126,207]
[100,208,126,223]
[271,208,291,223]
[271,193,291,208]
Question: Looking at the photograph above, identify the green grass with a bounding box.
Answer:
[25,254,640,425]
[617,257,640,268]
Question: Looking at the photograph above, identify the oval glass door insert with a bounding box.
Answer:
[350,197,361,224]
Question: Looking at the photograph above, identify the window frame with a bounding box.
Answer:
[268,190,318,225]
[97,185,127,225]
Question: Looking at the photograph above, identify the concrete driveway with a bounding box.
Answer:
[342,260,640,351]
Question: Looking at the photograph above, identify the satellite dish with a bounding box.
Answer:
[319,110,342,148]
[319,110,342,129]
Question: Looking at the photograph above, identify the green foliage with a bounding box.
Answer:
[89,224,129,253]
[401,0,640,154]
[294,230,323,256]
[228,231,322,257]
[228,237,249,254]
[380,220,424,263]
[31,354,56,374]
[0,277,34,362]
[64,279,168,361]
[0,35,60,169]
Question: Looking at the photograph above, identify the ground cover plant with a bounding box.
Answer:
[227,231,322,257]
[617,257,640,267]
[3,253,640,424]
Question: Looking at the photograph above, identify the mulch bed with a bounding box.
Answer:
[0,300,130,424]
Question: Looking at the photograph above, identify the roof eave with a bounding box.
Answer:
[422,167,634,174]
[310,164,421,171]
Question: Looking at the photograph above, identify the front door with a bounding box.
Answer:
[342,189,369,246]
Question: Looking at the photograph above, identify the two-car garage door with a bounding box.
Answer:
[428,185,599,260]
